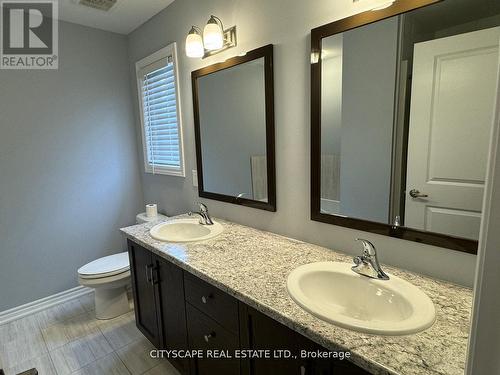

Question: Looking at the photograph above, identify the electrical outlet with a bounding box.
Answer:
[192,170,198,187]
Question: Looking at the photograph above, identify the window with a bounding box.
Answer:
[136,43,185,176]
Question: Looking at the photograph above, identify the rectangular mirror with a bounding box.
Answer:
[192,45,276,211]
[311,0,500,253]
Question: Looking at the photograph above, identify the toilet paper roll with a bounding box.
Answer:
[146,204,158,218]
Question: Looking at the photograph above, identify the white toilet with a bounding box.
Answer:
[78,212,168,319]
[78,252,131,320]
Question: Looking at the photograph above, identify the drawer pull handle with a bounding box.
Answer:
[201,294,212,304]
[151,265,158,285]
[145,264,153,284]
[204,332,216,343]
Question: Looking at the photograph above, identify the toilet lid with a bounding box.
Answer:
[78,252,129,279]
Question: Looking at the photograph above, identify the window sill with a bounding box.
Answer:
[145,165,185,177]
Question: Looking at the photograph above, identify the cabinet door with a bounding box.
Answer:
[127,240,160,347]
[184,272,240,334]
[155,256,190,374]
[332,360,370,375]
[240,306,301,375]
[187,304,241,375]
[240,306,371,375]
[296,336,333,375]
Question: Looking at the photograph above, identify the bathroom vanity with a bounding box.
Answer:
[121,218,472,375]
[127,240,360,375]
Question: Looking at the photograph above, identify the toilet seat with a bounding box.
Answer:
[79,269,131,288]
[78,252,129,279]
[78,251,131,320]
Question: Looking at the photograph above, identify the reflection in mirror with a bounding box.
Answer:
[198,58,267,201]
[320,18,398,223]
[316,0,500,249]
[192,45,275,211]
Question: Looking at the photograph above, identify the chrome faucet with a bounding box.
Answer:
[392,215,401,229]
[351,239,389,280]
[188,203,214,225]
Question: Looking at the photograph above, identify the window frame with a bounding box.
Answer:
[135,42,185,177]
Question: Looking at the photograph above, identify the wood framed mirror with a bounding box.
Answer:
[192,45,276,211]
[311,0,500,254]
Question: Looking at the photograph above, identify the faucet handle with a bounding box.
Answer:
[356,238,376,257]
[353,256,364,266]
[392,215,401,228]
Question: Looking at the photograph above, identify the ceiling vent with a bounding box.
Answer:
[78,0,117,11]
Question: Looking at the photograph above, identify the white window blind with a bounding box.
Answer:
[136,43,185,176]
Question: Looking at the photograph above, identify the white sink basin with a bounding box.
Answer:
[287,262,435,335]
[149,218,224,243]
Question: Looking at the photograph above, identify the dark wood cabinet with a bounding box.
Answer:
[187,303,241,375]
[239,305,302,375]
[128,240,189,373]
[332,360,371,375]
[184,272,240,334]
[128,240,161,347]
[155,257,190,374]
[239,306,368,375]
[128,240,370,375]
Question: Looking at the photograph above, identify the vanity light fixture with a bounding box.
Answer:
[186,26,204,58]
[352,0,396,11]
[310,51,320,64]
[371,1,396,10]
[203,15,224,50]
[185,15,237,59]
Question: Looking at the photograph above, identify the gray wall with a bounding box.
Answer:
[0,22,143,311]
[128,0,477,286]
[339,17,398,223]
[320,18,399,222]
[199,59,267,198]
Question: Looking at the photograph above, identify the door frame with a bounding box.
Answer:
[466,43,500,374]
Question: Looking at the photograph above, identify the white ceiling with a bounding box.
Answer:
[59,0,175,35]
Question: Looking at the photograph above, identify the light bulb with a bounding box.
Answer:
[371,1,395,11]
[203,16,224,51]
[185,27,204,58]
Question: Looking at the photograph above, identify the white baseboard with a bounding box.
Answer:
[0,286,93,326]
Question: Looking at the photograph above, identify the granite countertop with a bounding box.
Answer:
[121,216,472,375]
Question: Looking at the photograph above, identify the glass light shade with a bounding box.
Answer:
[185,31,204,58]
[203,22,224,51]
[371,1,395,10]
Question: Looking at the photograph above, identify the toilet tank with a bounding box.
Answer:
[136,212,168,224]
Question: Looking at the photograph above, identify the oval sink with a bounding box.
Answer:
[287,262,435,335]
[150,218,224,243]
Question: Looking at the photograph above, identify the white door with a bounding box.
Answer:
[405,27,500,240]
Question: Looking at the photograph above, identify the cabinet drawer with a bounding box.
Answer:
[186,303,240,375]
[184,272,239,334]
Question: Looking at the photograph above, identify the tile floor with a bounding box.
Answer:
[0,293,180,375]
